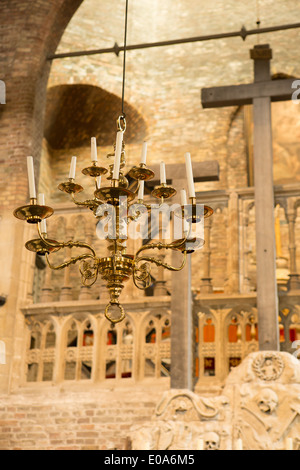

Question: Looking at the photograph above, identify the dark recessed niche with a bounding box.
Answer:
[44,84,147,150]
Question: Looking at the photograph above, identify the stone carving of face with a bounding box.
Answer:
[204,432,220,450]
[257,389,278,414]
[173,398,192,419]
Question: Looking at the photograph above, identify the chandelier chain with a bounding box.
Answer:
[256,0,261,43]
[121,0,129,119]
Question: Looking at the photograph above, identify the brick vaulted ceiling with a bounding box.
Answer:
[46,0,300,183]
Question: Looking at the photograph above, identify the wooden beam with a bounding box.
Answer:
[145,160,220,186]
[201,78,298,108]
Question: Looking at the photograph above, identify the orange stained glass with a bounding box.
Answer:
[195,326,199,344]
[279,324,285,343]
[228,324,238,343]
[162,326,170,341]
[107,330,117,345]
[149,331,156,343]
[290,328,296,342]
[83,331,94,346]
[203,319,215,343]
[195,357,199,378]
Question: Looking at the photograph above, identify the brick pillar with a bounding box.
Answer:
[0,0,84,393]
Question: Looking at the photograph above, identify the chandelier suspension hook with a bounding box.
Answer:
[117,115,127,132]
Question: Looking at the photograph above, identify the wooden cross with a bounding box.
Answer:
[202,44,300,351]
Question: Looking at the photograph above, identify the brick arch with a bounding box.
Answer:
[44,84,147,150]
[0,0,84,208]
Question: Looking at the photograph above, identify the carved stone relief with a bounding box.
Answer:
[203,432,220,450]
[129,388,229,450]
[129,352,300,450]
[252,352,285,381]
[225,351,300,450]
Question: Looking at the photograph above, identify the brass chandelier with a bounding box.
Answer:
[13,0,213,324]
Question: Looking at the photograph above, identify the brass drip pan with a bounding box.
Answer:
[13,204,54,224]
[94,186,135,205]
[128,165,155,181]
[25,238,60,255]
[58,181,84,194]
[171,237,205,254]
[82,165,108,177]
[174,204,214,223]
[151,185,177,200]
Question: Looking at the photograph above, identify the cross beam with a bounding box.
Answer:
[202,78,297,108]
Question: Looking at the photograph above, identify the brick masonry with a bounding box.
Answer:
[0,387,164,450]
[1,0,300,450]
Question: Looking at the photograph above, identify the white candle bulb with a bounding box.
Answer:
[140,141,147,165]
[180,189,187,206]
[185,152,196,198]
[96,175,101,190]
[91,137,97,163]
[138,180,144,201]
[27,156,36,199]
[160,161,166,185]
[113,131,123,180]
[69,156,77,180]
[38,193,47,234]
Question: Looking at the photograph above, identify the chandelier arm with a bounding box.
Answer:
[133,180,141,196]
[81,275,98,287]
[45,252,97,271]
[126,203,148,222]
[143,218,194,248]
[79,259,99,287]
[135,250,187,273]
[127,213,141,223]
[133,262,152,290]
[135,233,189,258]
[71,192,99,210]
[133,272,152,290]
[134,262,151,282]
[37,222,97,257]
[126,200,164,224]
